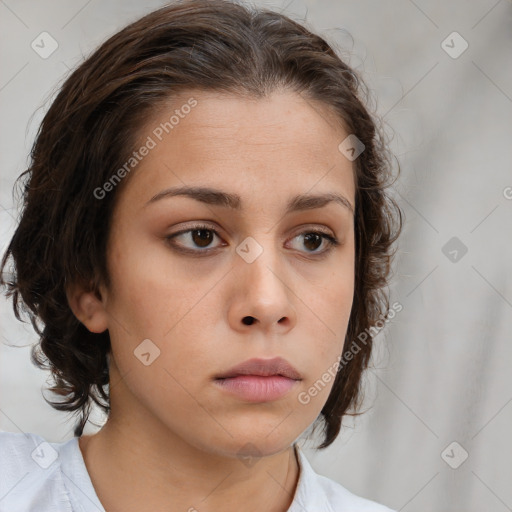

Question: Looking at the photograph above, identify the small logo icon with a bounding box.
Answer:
[237,442,263,468]
[31,441,58,469]
[338,134,365,161]
[441,441,469,469]
[442,236,468,263]
[441,32,468,59]
[134,338,161,366]
[236,237,263,263]
[31,32,59,59]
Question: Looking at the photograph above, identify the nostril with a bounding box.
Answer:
[242,316,255,325]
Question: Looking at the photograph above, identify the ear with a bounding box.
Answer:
[66,280,109,334]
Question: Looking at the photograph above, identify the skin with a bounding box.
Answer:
[68,89,356,512]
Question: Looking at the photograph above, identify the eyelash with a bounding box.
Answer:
[165,223,340,257]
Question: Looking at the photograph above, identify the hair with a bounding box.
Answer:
[0,0,402,448]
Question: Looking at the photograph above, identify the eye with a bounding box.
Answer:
[166,224,225,254]
[165,223,340,256]
[288,230,340,255]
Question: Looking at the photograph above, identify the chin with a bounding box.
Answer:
[195,420,303,461]
[213,437,296,462]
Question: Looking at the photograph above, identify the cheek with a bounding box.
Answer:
[106,234,201,335]
[329,252,355,330]
[296,258,354,402]
[295,285,353,412]
[307,261,354,347]
[105,241,215,384]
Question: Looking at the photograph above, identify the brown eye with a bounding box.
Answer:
[303,233,323,252]
[166,224,339,257]
[288,231,339,255]
[190,228,215,248]
[166,225,221,252]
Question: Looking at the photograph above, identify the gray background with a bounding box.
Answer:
[1,1,511,511]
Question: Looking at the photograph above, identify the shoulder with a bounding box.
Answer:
[0,431,69,510]
[292,445,396,512]
[314,472,396,511]
[0,430,51,480]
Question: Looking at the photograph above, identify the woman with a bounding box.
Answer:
[0,1,402,510]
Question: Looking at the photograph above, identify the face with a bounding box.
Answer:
[82,89,355,458]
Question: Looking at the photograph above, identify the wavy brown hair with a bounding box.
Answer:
[0,0,402,447]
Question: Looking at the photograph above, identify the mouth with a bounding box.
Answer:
[213,357,302,402]
[214,356,303,380]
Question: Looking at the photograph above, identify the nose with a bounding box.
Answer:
[228,236,297,334]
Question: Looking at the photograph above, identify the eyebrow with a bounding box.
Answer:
[144,185,354,215]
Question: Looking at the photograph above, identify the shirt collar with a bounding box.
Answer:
[287,442,332,511]
[59,436,106,512]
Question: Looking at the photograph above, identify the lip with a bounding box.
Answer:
[214,357,303,380]
[213,357,302,402]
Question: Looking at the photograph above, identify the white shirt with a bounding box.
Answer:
[0,431,395,511]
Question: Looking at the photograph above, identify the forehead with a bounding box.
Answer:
[118,89,355,212]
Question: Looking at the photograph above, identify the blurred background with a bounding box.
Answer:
[1,1,511,510]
